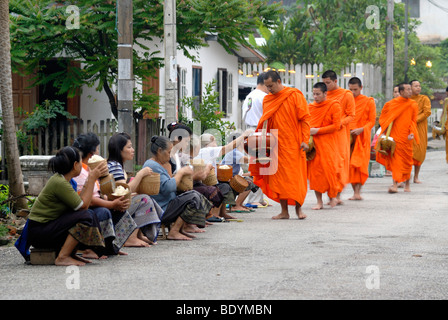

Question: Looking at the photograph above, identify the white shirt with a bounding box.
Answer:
[242,89,267,127]
[194,146,222,170]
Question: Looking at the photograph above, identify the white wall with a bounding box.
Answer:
[413,0,448,44]
[81,39,241,129]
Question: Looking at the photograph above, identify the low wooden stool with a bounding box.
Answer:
[30,247,56,265]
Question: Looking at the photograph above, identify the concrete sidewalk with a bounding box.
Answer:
[1,139,447,300]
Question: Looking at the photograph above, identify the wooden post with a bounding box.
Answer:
[117,0,134,172]
[164,0,178,125]
[385,0,394,102]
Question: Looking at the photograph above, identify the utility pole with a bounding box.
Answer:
[404,0,409,83]
[385,0,394,102]
[117,0,134,171]
[164,0,178,125]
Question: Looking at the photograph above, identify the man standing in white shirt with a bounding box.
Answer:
[242,73,269,129]
[241,73,269,207]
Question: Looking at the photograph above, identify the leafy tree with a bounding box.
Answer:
[0,0,27,210]
[10,0,282,119]
[257,0,445,94]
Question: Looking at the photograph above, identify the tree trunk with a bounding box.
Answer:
[0,0,28,210]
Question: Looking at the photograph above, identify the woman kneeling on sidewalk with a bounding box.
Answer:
[27,146,109,266]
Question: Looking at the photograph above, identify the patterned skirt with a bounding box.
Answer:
[129,194,164,243]
[90,207,137,255]
[27,209,105,253]
[162,190,212,228]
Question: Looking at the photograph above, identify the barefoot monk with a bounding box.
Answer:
[376,83,419,193]
[307,82,343,209]
[249,70,311,220]
[348,77,376,200]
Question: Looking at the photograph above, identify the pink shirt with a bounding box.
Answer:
[73,163,100,198]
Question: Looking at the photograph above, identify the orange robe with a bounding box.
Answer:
[411,94,431,165]
[349,94,376,185]
[307,99,343,198]
[444,98,448,163]
[249,87,311,206]
[376,97,420,183]
[327,88,355,188]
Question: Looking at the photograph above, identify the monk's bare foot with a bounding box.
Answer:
[118,250,128,256]
[388,186,398,193]
[55,255,86,266]
[312,203,323,210]
[404,186,411,192]
[329,198,338,208]
[397,182,405,188]
[348,194,363,200]
[414,179,422,184]
[327,199,343,205]
[272,212,290,219]
[295,208,307,220]
[167,230,192,241]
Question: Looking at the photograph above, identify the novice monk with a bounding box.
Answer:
[249,70,310,220]
[410,80,431,183]
[322,70,355,204]
[376,83,419,193]
[308,82,343,209]
[347,77,376,200]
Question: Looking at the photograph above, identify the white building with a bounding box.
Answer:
[400,0,448,44]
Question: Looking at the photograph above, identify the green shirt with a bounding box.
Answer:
[29,173,83,224]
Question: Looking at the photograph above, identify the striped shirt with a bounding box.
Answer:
[107,160,126,181]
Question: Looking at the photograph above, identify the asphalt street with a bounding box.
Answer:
[1,138,447,301]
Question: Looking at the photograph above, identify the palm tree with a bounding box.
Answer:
[0,0,27,210]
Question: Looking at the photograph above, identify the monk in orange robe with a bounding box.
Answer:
[347,77,376,200]
[410,80,432,183]
[249,70,310,220]
[444,87,448,164]
[376,83,420,193]
[322,70,355,204]
[308,82,343,209]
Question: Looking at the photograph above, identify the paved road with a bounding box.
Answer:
[1,139,447,301]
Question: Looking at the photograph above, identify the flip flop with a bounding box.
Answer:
[245,203,258,208]
[206,216,224,222]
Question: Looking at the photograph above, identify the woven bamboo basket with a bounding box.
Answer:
[376,122,396,156]
[306,136,316,161]
[229,175,249,193]
[217,165,233,182]
[108,182,131,209]
[177,174,193,192]
[99,174,115,196]
[138,173,160,195]
[203,167,218,186]
[87,159,109,177]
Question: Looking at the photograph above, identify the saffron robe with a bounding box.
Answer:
[307,99,343,198]
[444,98,448,163]
[411,94,431,165]
[376,97,420,183]
[349,94,376,185]
[249,87,311,206]
[327,88,355,188]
